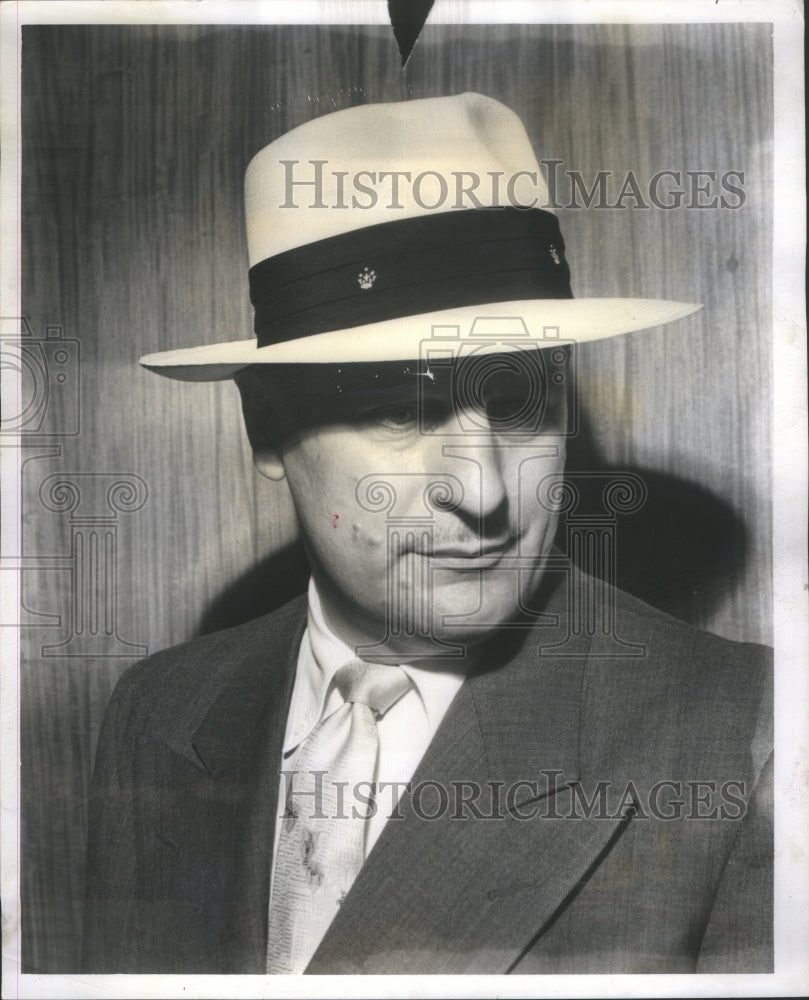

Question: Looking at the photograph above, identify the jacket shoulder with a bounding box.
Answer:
[105,594,307,738]
[609,583,772,676]
[580,583,772,780]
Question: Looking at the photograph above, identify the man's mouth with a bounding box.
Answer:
[420,537,516,567]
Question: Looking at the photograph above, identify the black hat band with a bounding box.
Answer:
[248,208,573,348]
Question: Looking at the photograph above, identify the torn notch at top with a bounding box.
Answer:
[387,0,435,66]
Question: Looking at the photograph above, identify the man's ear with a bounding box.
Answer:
[233,369,288,481]
[252,448,286,482]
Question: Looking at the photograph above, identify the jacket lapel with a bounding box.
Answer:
[308,571,636,974]
[148,598,306,972]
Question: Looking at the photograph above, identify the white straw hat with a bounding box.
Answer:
[140,93,700,382]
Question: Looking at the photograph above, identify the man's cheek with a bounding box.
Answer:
[346,520,385,552]
[511,452,564,532]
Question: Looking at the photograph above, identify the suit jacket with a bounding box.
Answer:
[82,568,773,974]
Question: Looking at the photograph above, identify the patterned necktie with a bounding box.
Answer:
[266,659,413,974]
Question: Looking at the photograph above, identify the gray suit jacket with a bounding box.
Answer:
[82,568,772,973]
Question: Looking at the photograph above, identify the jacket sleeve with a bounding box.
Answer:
[696,749,774,972]
[81,679,141,972]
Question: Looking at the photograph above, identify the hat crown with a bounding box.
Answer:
[244,92,551,265]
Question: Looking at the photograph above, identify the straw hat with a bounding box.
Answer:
[140,93,700,382]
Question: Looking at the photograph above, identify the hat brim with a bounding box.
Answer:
[139,297,702,382]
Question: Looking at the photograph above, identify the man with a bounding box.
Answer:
[82,93,772,974]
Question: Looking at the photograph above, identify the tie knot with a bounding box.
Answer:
[334,660,412,718]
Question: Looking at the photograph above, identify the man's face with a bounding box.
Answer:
[258,349,568,662]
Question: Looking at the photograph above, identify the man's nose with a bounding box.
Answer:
[438,414,510,522]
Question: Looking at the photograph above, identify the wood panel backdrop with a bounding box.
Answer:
[19,22,772,972]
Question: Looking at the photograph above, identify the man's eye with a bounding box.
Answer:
[375,406,419,430]
[482,382,546,426]
[485,394,520,421]
[483,392,533,422]
[359,399,450,434]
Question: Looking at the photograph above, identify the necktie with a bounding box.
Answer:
[266,660,413,974]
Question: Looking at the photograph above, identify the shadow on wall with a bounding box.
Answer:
[196,413,748,637]
[562,411,748,629]
[197,537,311,636]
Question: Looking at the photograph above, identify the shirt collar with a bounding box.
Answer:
[283,578,466,754]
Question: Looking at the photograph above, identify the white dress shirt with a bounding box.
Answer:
[270,578,466,896]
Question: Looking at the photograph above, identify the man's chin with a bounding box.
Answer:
[378,577,540,659]
[427,570,540,622]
